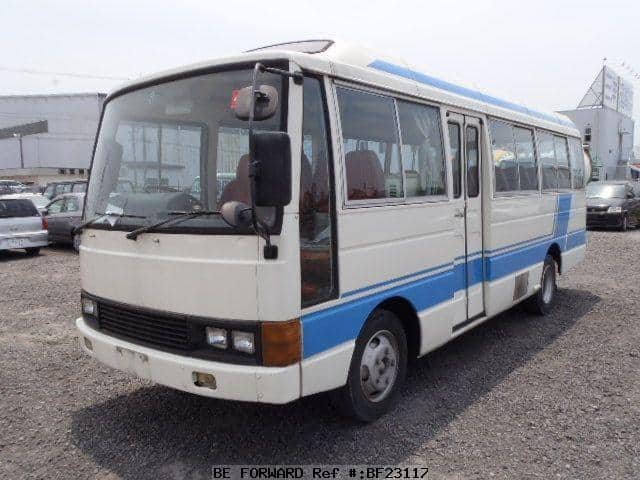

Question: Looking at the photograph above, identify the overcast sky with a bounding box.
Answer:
[1,0,639,138]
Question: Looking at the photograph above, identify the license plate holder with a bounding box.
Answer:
[7,238,25,248]
[114,345,151,377]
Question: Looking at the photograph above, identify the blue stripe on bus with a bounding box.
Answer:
[303,269,455,358]
[302,193,582,358]
[368,60,574,128]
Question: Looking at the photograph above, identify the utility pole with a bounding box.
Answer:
[13,133,24,169]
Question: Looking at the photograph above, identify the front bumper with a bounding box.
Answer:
[0,230,48,250]
[586,212,623,228]
[76,317,300,404]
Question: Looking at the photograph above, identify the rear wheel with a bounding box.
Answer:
[25,247,40,256]
[332,309,407,423]
[524,255,557,315]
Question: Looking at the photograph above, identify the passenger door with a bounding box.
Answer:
[447,112,485,329]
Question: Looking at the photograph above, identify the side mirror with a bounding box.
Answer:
[233,85,279,121]
[253,131,292,207]
[42,209,48,216]
[220,201,252,228]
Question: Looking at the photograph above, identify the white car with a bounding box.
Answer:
[0,198,48,255]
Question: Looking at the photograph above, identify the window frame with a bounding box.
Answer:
[334,80,449,208]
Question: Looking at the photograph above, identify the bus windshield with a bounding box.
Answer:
[85,68,286,233]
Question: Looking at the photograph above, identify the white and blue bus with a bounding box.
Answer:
[76,40,588,422]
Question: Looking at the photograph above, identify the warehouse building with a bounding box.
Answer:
[0,93,105,185]
[559,66,635,180]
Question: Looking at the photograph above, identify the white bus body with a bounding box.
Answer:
[76,40,586,421]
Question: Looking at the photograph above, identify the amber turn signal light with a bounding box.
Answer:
[261,319,301,367]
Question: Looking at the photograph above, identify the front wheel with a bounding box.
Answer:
[524,255,557,315]
[619,215,628,232]
[332,309,407,423]
[73,234,81,252]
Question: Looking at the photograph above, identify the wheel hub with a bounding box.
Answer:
[360,330,399,402]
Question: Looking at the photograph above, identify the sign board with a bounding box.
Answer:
[578,66,634,119]
[617,76,634,118]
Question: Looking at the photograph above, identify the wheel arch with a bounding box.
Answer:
[376,296,421,360]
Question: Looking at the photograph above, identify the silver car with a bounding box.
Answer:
[0,198,49,255]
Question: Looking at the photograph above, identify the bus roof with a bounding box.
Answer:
[108,40,578,137]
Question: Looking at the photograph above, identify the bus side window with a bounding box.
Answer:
[554,136,571,190]
[337,87,403,201]
[300,77,337,307]
[538,131,557,191]
[569,138,585,189]
[448,123,462,198]
[489,119,518,193]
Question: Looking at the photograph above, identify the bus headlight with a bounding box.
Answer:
[232,331,255,354]
[81,297,97,317]
[205,327,228,349]
[608,206,622,213]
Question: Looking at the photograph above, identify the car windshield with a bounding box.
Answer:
[587,184,626,199]
[0,199,38,217]
[85,68,286,232]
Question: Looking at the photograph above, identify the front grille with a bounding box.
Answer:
[587,206,608,212]
[98,302,191,350]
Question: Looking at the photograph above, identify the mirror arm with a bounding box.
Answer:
[260,65,303,85]
[248,63,278,260]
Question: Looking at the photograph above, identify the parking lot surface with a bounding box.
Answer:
[1,232,639,480]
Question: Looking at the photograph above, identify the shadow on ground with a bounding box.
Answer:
[0,244,76,263]
[71,288,599,480]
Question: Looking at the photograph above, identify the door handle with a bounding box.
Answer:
[454,209,465,218]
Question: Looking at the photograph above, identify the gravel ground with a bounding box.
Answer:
[1,232,639,480]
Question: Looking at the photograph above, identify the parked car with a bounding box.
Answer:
[0,193,49,214]
[43,180,87,200]
[0,198,48,255]
[586,181,640,231]
[43,193,85,251]
[0,179,27,195]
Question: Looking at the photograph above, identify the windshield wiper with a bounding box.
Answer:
[73,212,146,235]
[125,210,221,241]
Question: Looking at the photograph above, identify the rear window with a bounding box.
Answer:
[0,199,39,217]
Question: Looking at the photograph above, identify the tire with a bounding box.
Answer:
[73,234,81,253]
[332,309,408,423]
[25,247,40,256]
[524,255,557,315]
[619,215,628,232]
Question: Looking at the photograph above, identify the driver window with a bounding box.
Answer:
[300,77,336,307]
